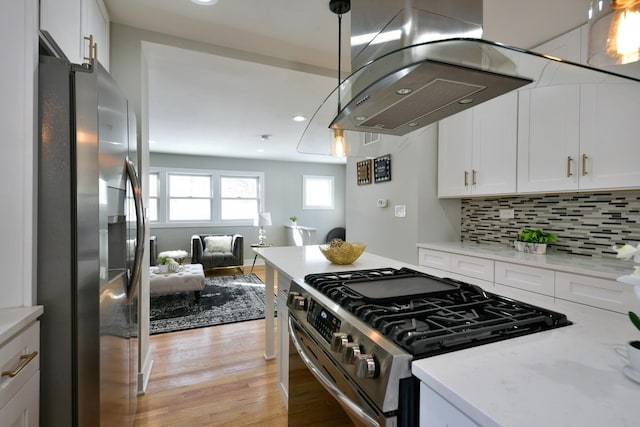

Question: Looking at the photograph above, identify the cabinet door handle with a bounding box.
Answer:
[567,156,573,177]
[464,170,468,186]
[472,169,477,185]
[1,351,38,378]
[582,154,588,176]
[83,34,97,62]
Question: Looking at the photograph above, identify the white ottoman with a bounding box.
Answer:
[149,263,206,298]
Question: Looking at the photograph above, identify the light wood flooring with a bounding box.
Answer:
[134,266,288,427]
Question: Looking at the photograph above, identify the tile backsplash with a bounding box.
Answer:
[461,191,640,258]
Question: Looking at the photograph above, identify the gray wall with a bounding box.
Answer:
[346,125,461,264]
[150,153,346,262]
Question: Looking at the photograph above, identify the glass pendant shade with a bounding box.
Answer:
[588,0,640,66]
[331,128,346,157]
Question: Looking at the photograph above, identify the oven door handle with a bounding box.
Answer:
[288,317,380,427]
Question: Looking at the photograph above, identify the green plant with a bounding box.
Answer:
[517,228,558,244]
[158,255,170,265]
[289,215,297,222]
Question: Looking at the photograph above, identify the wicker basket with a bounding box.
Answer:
[318,242,366,265]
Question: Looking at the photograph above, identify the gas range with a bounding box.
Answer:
[287,267,571,426]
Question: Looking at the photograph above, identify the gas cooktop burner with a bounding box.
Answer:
[304,267,571,358]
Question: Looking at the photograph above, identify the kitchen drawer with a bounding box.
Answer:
[450,254,494,282]
[0,321,39,410]
[494,262,554,296]
[555,272,634,314]
[418,249,451,272]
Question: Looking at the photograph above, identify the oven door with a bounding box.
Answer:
[288,316,393,427]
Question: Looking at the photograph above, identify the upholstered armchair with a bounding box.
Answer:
[191,234,244,271]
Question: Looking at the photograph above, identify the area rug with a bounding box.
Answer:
[149,273,275,335]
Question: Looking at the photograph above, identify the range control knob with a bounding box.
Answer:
[343,343,361,364]
[355,354,378,378]
[330,332,349,352]
[291,295,307,311]
[286,292,300,307]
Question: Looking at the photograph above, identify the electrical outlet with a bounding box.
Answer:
[394,205,406,218]
[499,209,515,219]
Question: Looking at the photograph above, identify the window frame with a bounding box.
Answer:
[302,174,335,210]
[149,167,265,227]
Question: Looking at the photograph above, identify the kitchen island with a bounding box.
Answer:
[253,245,639,426]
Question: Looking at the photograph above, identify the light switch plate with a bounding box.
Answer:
[394,205,406,217]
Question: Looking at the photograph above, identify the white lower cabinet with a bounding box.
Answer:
[555,272,634,314]
[420,383,479,427]
[418,248,629,314]
[277,273,291,402]
[494,262,555,296]
[0,321,40,427]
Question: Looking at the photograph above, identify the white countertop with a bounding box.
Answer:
[412,284,640,427]
[417,241,630,280]
[255,245,640,427]
[253,244,408,280]
[0,306,43,344]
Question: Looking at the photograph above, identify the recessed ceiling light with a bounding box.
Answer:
[292,115,307,122]
[256,148,265,153]
[191,0,218,5]
[396,88,412,95]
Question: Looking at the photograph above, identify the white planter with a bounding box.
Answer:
[514,241,547,255]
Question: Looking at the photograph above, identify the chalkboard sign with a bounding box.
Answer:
[374,154,391,183]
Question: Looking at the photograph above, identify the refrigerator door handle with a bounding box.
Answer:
[126,158,145,303]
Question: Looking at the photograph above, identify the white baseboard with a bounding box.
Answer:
[137,353,154,395]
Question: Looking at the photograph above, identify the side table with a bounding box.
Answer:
[250,243,272,272]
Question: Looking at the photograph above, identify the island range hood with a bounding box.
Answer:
[297,0,640,156]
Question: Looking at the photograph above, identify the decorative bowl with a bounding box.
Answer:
[319,240,366,265]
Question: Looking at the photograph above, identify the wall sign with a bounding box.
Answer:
[374,154,391,183]
[356,159,372,185]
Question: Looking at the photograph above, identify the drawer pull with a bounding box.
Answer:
[2,351,38,378]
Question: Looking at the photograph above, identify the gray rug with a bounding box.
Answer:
[149,273,274,335]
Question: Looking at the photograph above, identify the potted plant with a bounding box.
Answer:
[289,215,297,226]
[514,228,558,254]
[157,255,171,273]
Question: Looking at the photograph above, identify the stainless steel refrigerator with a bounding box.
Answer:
[37,33,145,427]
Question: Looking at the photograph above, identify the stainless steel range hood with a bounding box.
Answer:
[297,0,640,157]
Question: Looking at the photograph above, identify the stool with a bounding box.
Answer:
[150,263,206,299]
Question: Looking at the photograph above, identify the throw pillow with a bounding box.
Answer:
[204,235,233,253]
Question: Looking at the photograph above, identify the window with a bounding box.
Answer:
[148,167,264,226]
[303,175,334,210]
[220,176,259,220]
[148,173,159,221]
[168,174,212,221]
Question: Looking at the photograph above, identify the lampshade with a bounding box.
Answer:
[253,212,272,227]
[588,0,640,66]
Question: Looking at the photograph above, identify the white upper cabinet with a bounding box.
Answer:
[438,92,518,197]
[518,25,640,193]
[40,0,110,69]
[517,85,581,193]
[579,83,640,190]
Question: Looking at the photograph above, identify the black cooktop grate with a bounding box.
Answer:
[304,267,571,358]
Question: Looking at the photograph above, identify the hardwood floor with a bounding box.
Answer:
[134,266,288,427]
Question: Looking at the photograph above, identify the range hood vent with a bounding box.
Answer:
[297,0,640,157]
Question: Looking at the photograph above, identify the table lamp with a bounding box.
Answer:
[254,212,272,245]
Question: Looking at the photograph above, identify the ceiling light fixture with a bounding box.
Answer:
[329,0,350,158]
[588,0,640,65]
[292,115,307,122]
[191,0,219,5]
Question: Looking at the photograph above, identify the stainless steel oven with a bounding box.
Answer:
[286,267,571,427]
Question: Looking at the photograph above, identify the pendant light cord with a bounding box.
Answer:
[337,12,342,114]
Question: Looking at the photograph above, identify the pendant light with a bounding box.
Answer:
[329,0,350,157]
[588,0,640,66]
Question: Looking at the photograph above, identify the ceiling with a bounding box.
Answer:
[103,0,590,164]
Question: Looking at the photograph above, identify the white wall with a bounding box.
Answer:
[346,125,461,264]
